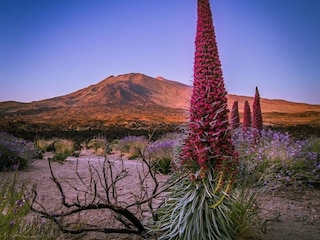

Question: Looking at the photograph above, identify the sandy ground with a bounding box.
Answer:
[9,153,320,240]
[250,189,320,240]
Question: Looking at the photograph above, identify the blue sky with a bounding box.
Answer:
[1,0,320,104]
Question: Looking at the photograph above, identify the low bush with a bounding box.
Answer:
[150,157,172,174]
[115,136,148,159]
[36,138,74,162]
[147,137,178,174]
[52,139,74,156]
[87,138,109,155]
[232,128,320,190]
[0,132,36,171]
[34,139,54,152]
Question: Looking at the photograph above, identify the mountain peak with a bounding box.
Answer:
[50,73,191,108]
[156,76,167,81]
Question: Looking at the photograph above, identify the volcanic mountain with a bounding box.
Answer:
[0,73,191,134]
[1,73,320,136]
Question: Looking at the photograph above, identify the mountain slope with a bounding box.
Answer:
[0,73,191,128]
[1,73,320,129]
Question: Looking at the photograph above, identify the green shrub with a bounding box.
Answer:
[150,157,172,174]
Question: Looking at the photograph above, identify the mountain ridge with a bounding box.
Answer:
[2,72,319,109]
[1,73,320,128]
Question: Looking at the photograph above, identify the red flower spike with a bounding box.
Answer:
[231,101,240,129]
[242,100,252,132]
[253,87,263,131]
[181,0,237,173]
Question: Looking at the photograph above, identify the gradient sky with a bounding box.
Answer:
[1,0,320,104]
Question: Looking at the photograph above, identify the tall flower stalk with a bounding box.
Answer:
[231,101,240,130]
[181,0,237,173]
[242,100,252,132]
[252,87,263,131]
[153,1,238,239]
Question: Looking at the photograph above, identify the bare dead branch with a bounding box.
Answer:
[30,140,171,237]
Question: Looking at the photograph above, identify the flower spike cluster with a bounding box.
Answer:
[181,0,237,172]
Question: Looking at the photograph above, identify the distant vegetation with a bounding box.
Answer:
[1,120,181,145]
[266,124,320,139]
[263,111,320,126]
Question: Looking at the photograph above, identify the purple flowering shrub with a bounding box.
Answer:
[115,136,148,159]
[232,128,320,189]
[146,136,180,174]
[0,132,37,171]
[299,137,320,182]
[113,133,181,174]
